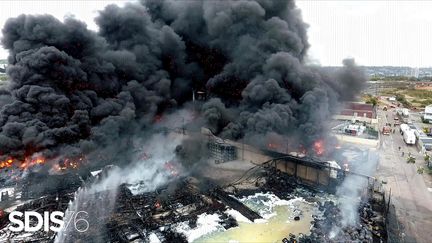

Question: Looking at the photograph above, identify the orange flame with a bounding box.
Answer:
[313,140,325,156]
[1,154,86,173]
[154,114,163,123]
[268,143,278,149]
[164,161,179,176]
[0,158,14,169]
[155,201,161,209]
[0,156,46,171]
[54,156,84,172]
[17,156,46,170]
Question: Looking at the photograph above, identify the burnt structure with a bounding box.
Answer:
[208,140,237,163]
[340,102,377,119]
[260,149,343,192]
[0,160,389,243]
[0,177,243,242]
[212,188,261,222]
[20,172,85,199]
[0,187,76,241]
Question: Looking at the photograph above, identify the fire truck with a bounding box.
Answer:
[382,125,391,135]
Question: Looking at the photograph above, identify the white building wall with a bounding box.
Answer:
[424,105,432,121]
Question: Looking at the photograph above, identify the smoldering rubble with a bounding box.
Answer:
[0,0,365,165]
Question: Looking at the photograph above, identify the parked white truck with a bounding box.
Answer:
[402,108,409,117]
[400,124,410,134]
[403,129,416,145]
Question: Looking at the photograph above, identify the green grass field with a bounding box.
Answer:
[404,89,432,99]
[379,87,432,108]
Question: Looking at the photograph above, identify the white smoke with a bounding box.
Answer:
[330,147,378,238]
[54,133,183,243]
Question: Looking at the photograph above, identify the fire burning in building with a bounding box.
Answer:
[313,140,325,156]
[0,159,13,170]
[266,138,329,158]
[53,157,84,171]
[0,154,89,176]
[0,0,376,242]
[0,156,45,171]
[163,161,180,177]
[0,0,365,169]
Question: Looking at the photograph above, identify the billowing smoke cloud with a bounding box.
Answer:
[330,146,378,238]
[0,0,365,164]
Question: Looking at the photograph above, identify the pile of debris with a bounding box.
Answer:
[0,193,73,241]
[67,178,242,242]
[261,167,297,197]
[20,171,84,199]
[244,166,387,243]
[303,201,375,242]
[278,192,386,242]
[1,160,388,243]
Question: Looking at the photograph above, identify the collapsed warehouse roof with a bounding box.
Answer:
[0,153,387,242]
[0,127,387,242]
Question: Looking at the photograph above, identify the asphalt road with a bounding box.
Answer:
[376,107,432,243]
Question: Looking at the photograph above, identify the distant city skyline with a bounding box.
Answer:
[1,1,432,67]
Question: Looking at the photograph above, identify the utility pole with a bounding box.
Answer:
[182,117,185,135]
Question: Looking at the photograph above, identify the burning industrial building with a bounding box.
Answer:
[0,0,388,242]
[0,0,365,165]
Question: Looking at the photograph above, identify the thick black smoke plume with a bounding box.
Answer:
[0,0,365,164]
